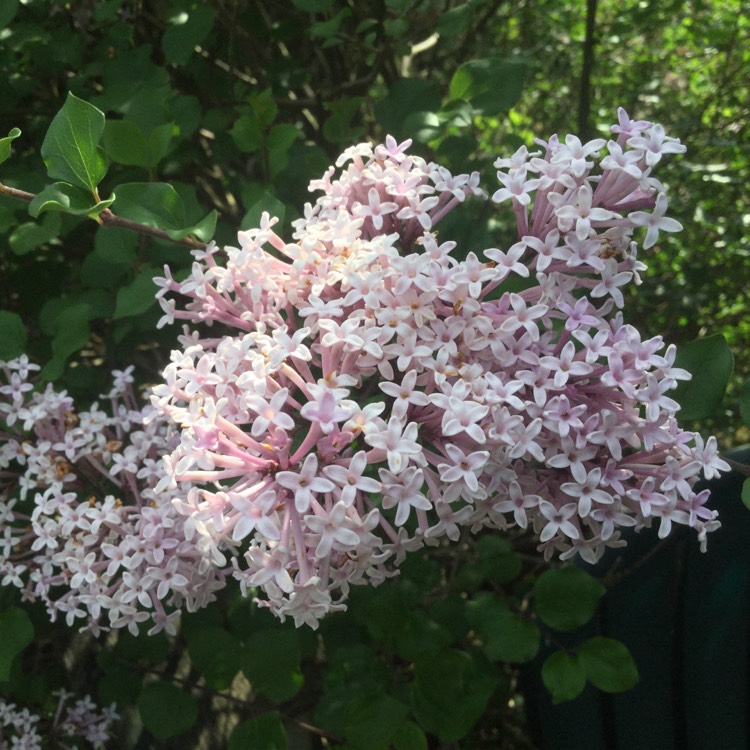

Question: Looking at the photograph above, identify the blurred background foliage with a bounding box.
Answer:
[0,0,748,748]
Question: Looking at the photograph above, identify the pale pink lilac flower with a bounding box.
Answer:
[146,112,722,628]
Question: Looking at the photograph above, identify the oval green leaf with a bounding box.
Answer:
[533,566,606,632]
[542,651,586,704]
[577,636,639,693]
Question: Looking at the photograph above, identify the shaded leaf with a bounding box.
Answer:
[578,636,639,693]
[448,58,528,115]
[229,714,286,750]
[0,312,27,360]
[41,93,108,192]
[738,377,750,429]
[393,720,428,750]
[40,304,91,380]
[466,593,540,663]
[0,0,19,29]
[742,478,750,511]
[163,5,216,64]
[113,266,159,319]
[184,625,241,691]
[411,648,496,742]
[0,607,34,683]
[138,682,198,740]
[242,629,303,703]
[542,651,586,704]
[375,79,442,139]
[672,334,733,419]
[533,566,605,632]
[9,213,61,255]
[103,120,148,167]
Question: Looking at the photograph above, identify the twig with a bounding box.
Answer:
[0,182,207,250]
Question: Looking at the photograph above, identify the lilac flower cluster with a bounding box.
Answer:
[0,690,118,749]
[151,109,727,628]
[0,357,226,636]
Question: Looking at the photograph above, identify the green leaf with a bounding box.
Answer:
[542,651,586,704]
[0,312,28,360]
[672,334,733,419]
[147,122,175,167]
[741,478,750,511]
[268,124,301,177]
[102,120,148,167]
[241,188,286,232]
[339,693,409,748]
[138,681,198,740]
[476,535,522,584]
[95,225,138,265]
[533,566,606,632]
[40,93,108,193]
[41,304,91,380]
[577,636,639,693]
[242,629,303,703]
[411,648,497,742]
[98,663,143,707]
[322,97,365,144]
[448,58,528,115]
[162,5,216,64]
[738,378,750,429]
[0,607,34,683]
[112,182,216,241]
[9,212,61,255]
[185,626,241,691]
[375,79,442,140]
[393,719,428,750]
[466,593,540,663]
[29,182,115,218]
[229,714,287,750]
[230,114,265,153]
[113,266,159,319]
[0,0,19,29]
[0,128,21,164]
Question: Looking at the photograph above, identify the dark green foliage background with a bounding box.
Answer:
[0,1,747,748]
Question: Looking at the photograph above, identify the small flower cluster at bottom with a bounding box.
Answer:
[0,356,226,636]
[0,691,118,750]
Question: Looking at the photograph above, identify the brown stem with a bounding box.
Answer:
[0,182,207,250]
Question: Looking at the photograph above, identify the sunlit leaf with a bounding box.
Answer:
[40,93,108,193]
[29,182,115,218]
[0,128,20,164]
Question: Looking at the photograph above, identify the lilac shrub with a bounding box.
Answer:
[0,357,226,635]
[149,109,728,628]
